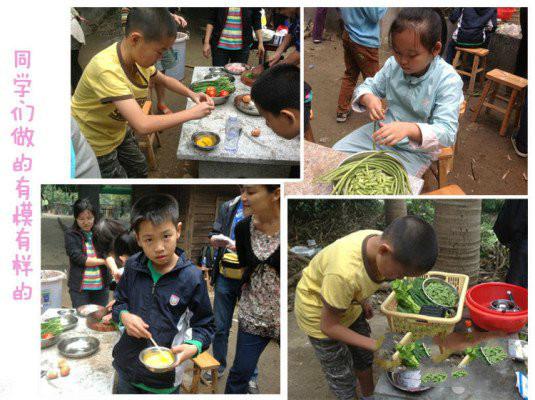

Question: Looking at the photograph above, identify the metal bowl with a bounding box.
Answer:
[211,93,231,105]
[58,336,100,359]
[203,71,235,82]
[41,333,61,349]
[45,315,78,332]
[386,368,432,393]
[139,346,177,373]
[76,304,105,318]
[224,62,251,75]
[234,94,260,116]
[422,278,459,309]
[57,309,76,316]
[192,131,220,151]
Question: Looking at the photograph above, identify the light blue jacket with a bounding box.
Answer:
[338,8,387,48]
[353,55,464,153]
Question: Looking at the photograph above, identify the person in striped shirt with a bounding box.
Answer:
[64,199,112,308]
[203,8,264,66]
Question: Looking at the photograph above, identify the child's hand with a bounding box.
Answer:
[105,300,115,312]
[191,92,215,107]
[121,312,151,339]
[372,121,413,147]
[360,93,385,121]
[189,102,215,120]
[172,14,187,28]
[171,343,199,366]
[362,300,374,320]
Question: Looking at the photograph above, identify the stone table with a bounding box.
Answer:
[284,141,423,195]
[177,66,300,178]
[40,308,119,395]
[374,333,526,400]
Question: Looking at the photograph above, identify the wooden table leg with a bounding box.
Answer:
[485,83,499,114]
[500,89,518,136]
[472,80,492,122]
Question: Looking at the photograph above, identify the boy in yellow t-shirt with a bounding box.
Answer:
[72,8,215,178]
[294,216,438,400]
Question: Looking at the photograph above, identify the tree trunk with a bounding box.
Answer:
[385,200,407,225]
[433,200,482,282]
[77,185,101,217]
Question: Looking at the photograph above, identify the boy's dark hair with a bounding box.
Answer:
[382,215,438,274]
[130,193,179,233]
[389,8,447,55]
[113,232,141,257]
[251,64,299,114]
[125,8,177,42]
[72,198,97,230]
[93,218,128,256]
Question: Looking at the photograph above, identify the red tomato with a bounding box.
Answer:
[219,90,229,97]
[206,86,217,97]
[42,333,54,340]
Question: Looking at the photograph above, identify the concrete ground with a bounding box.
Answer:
[41,214,280,394]
[304,22,527,195]
[288,304,390,400]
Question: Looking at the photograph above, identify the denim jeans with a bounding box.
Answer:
[212,275,259,381]
[212,47,250,67]
[69,288,109,308]
[225,329,270,394]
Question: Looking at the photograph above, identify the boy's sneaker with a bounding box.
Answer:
[336,111,350,123]
[248,380,260,394]
[201,369,224,384]
[511,136,527,158]
[313,39,322,44]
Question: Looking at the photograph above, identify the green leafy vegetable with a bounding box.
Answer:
[452,370,468,379]
[422,372,448,383]
[424,280,458,307]
[481,346,507,365]
[191,76,235,95]
[396,343,420,368]
[392,279,421,314]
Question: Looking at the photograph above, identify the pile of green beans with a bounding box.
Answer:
[316,151,411,195]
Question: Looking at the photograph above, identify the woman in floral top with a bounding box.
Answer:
[225,185,280,394]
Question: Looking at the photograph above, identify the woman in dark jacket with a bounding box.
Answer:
[203,8,264,66]
[64,198,111,308]
[225,185,280,394]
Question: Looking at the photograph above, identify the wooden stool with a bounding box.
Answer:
[181,351,220,394]
[452,47,489,96]
[433,100,466,188]
[135,100,161,170]
[472,69,528,136]
[424,184,465,195]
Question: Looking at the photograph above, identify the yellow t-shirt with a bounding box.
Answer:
[71,42,157,156]
[294,230,383,339]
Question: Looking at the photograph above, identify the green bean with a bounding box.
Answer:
[316,151,412,195]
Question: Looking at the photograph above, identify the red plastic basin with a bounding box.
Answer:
[465,283,528,333]
[467,282,527,315]
[498,8,516,21]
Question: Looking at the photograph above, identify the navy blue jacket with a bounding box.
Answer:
[112,248,214,388]
[450,8,497,45]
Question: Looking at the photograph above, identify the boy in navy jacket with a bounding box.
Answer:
[112,193,214,394]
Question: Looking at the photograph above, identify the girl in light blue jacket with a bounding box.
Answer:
[334,8,464,177]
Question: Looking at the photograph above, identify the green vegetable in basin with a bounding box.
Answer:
[425,280,458,307]
[191,76,235,95]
